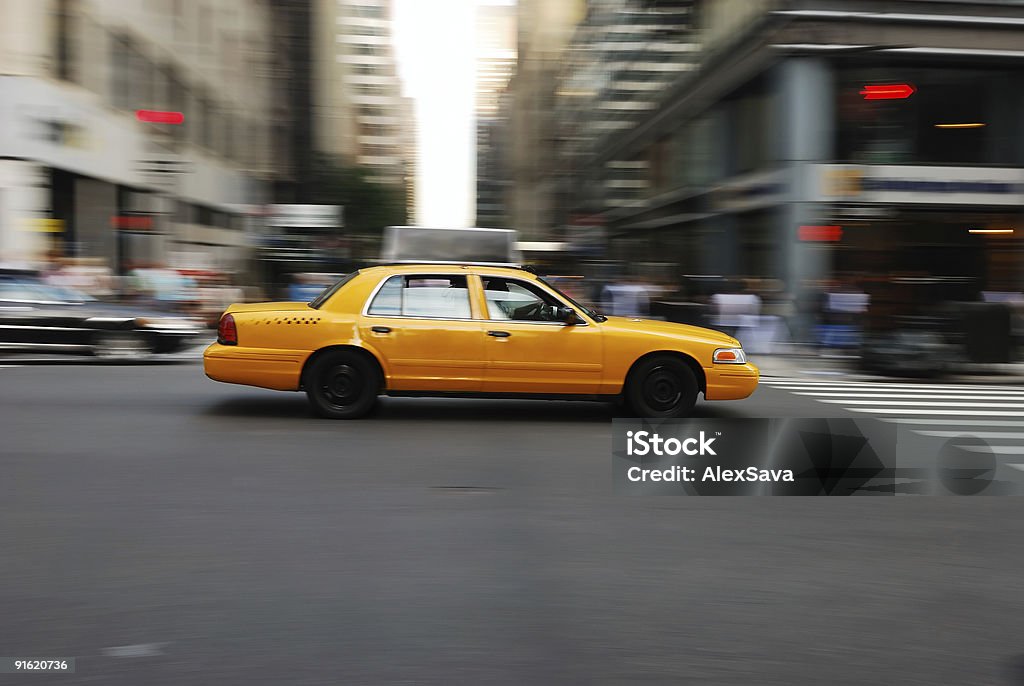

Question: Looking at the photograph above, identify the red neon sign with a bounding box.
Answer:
[799,225,843,242]
[110,215,154,230]
[859,84,916,100]
[135,110,185,124]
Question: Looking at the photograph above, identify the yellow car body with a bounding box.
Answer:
[204,264,758,417]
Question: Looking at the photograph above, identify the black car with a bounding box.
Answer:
[0,274,203,359]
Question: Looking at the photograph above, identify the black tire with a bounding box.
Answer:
[624,355,699,418]
[304,351,380,419]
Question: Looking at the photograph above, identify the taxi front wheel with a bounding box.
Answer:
[624,355,698,418]
[305,351,379,419]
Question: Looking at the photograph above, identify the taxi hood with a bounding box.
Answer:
[226,301,313,314]
[599,315,742,347]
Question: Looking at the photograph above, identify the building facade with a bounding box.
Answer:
[554,0,696,222]
[314,0,410,194]
[505,0,586,240]
[0,0,283,273]
[474,1,516,228]
[588,0,1024,294]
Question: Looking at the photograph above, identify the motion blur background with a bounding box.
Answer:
[8,4,1024,683]
[3,0,1024,371]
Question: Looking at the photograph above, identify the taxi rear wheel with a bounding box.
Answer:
[305,351,379,419]
[624,355,698,418]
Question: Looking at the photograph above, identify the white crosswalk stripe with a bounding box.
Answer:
[761,376,1024,459]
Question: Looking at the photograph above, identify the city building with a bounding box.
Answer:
[0,0,283,273]
[505,0,586,240]
[313,0,410,192]
[474,1,516,228]
[554,0,696,220]
[400,94,417,224]
[587,0,1024,294]
[269,0,315,204]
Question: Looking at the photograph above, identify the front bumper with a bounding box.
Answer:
[704,361,759,400]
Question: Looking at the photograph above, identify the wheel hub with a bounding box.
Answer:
[323,364,360,405]
[644,367,681,410]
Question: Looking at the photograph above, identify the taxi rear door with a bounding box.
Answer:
[358,272,486,392]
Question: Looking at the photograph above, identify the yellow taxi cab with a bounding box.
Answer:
[204,264,758,418]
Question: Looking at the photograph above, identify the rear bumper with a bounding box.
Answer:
[203,343,305,391]
[704,362,759,400]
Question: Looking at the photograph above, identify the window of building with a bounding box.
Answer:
[167,69,186,147]
[187,90,203,146]
[362,144,395,157]
[201,98,212,150]
[55,0,79,83]
[361,124,391,137]
[110,35,133,109]
[836,65,1023,166]
[351,4,387,19]
[198,5,212,52]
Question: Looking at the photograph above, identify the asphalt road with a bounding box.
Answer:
[2,355,1023,685]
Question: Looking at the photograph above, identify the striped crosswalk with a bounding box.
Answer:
[761,376,1024,470]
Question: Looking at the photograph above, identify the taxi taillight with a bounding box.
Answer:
[217,313,238,345]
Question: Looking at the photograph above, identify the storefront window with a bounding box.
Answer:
[836,65,1022,166]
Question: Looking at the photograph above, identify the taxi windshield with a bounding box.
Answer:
[537,276,606,322]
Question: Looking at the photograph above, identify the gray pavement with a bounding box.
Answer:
[1,360,1023,684]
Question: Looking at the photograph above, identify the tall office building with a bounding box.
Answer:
[400,94,417,224]
[314,0,410,190]
[505,0,586,239]
[554,0,696,218]
[475,1,516,227]
[269,0,315,203]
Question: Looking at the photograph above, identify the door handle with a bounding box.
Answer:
[371,326,391,334]
[487,330,510,338]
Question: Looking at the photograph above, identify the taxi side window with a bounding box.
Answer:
[482,277,561,322]
[367,274,471,319]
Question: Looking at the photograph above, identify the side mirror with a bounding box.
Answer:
[554,306,577,324]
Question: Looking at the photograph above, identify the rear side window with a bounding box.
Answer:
[367,274,471,319]
[309,272,358,309]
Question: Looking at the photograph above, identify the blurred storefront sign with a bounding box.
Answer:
[709,169,788,213]
[266,204,343,231]
[28,218,65,233]
[816,164,1024,206]
[110,215,154,231]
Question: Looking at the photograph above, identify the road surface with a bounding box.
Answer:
[1,355,1022,684]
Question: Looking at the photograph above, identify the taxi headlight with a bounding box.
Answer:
[713,347,747,364]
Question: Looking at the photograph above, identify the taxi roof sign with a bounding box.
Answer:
[380,226,522,267]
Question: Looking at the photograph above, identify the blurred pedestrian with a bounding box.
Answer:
[601,275,652,318]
